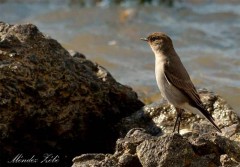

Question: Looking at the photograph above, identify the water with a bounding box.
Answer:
[1,0,239,114]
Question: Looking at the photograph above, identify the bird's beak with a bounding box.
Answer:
[140,38,148,41]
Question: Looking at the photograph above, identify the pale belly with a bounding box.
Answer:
[155,69,205,118]
[155,61,187,107]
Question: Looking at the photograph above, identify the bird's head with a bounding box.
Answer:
[141,32,173,53]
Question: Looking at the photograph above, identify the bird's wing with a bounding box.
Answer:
[164,59,222,133]
[164,58,204,108]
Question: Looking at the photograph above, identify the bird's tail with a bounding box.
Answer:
[194,105,222,133]
[184,104,222,133]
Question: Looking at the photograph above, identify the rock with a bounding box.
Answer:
[72,153,117,167]
[123,89,240,166]
[72,152,141,167]
[119,89,240,134]
[72,129,147,167]
[72,89,240,167]
[137,132,223,167]
[68,50,86,59]
[220,154,240,167]
[73,128,240,167]
[0,22,144,166]
[213,135,240,162]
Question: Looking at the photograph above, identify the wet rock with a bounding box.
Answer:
[0,22,144,166]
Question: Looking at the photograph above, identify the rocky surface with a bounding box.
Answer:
[73,90,240,167]
[120,89,239,135]
[73,128,240,167]
[0,22,144,166]
[1,22,239,167]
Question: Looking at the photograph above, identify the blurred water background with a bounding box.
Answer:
[1,0,239,114]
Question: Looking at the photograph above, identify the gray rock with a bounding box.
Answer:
[73,128,239,167]
[136,133,219,167]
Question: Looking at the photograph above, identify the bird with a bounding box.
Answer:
[141,32,221,133]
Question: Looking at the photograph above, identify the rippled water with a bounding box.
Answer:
[1,0,239,114]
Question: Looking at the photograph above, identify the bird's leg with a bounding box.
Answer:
[173,108,184,133]
[173,112,179,133]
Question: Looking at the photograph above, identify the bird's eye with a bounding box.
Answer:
[151,37,159,41]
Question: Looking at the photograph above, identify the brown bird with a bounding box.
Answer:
[141,32,221,133]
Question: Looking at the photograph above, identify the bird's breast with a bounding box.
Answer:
[155,57,186,106]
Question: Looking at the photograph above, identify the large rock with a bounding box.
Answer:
[120,89,239,134]
[0,22,144,166]
[73,128,240,167]
[73,90,240,167]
